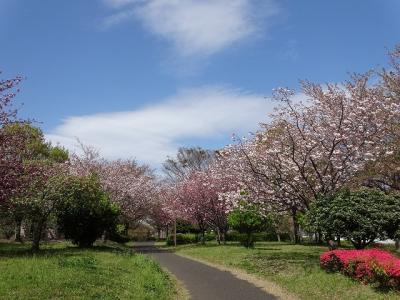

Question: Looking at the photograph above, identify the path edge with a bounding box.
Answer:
[175,253,298,300]
[161,265,191,300]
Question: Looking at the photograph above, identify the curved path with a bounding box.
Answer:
[134,242,276,300]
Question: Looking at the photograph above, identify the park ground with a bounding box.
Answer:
[0,241,183,300]
[160,241,400,300]
[1,240,400,299]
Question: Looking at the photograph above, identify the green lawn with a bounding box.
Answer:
[0,241,177,300]
[166,241,400,300]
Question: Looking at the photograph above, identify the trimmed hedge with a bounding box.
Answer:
[166,231,291,246]
[166,233,198,246]
[225,231,291,242]
[166,233,217,245]
[320,249,400,289]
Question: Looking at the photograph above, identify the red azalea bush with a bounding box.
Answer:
[320,249,400,289]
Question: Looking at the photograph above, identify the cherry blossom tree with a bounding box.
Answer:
[148,183,176,239]
[0,73,24,203]
[0,72,22,126]
[217,66,399,242]
[212,145,298,239]
[3,124,68,243]
[174,172,209,243]
[262,75,396,203]
[172,166,238,244]
[358,45,400,192]
[69,146,157,228]
[148,201,173,239]
[101,159,156,227]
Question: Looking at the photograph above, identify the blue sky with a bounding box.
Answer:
[1,0,399,165]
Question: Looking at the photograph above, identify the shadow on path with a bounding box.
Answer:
[133,242,277,300]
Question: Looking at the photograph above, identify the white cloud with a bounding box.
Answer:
[102,9,136,28]
[103,0,138,8]
[102,0,279,56]
[46,86,277,166]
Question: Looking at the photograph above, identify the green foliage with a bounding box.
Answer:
[56,175,120,247]
[107,224,131,244]
[176,218,201,233]
[2,123,68,162]
[0,209,15,239]
[381,193,400,241]
[228,201,268,248]
[203,232,217,242]
[306,188,400,249]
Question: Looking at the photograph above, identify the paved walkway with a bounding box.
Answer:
[133,242,276,300]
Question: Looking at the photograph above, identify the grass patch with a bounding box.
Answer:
[0,241,176,300]
[167,241,400,300]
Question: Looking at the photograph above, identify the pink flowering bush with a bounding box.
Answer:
[320,249,400,289]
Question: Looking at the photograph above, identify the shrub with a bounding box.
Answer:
[203,232,216,241]
[166,233,197,246]
[56,175,120,248]
[307,189,400,249]
[175,219,200,234]
[320,249,400,289]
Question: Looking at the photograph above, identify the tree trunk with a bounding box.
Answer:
[315,231,322,244]
[173,218,177,247]
[200,230,205,245]
[124,221,130,236]
[15,218,23,243]
[336,235,341,247]
[31,220,45,252]
[216,228,221,245]
[292,209,300,244]
[276,233,281,242]
[221,231,226,244]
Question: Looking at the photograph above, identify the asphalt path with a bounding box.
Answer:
[133,242,277,300]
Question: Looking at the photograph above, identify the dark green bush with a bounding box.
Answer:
[176,219,201,234]
[306,188,400,249]
[107,230,131,244]
[56,175,120,248]
[203,232,216,241]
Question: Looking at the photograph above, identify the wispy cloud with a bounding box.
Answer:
[102,9,136,28]
[103,0,138,8]
[46,86,277,165]
[102,0,279,57]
